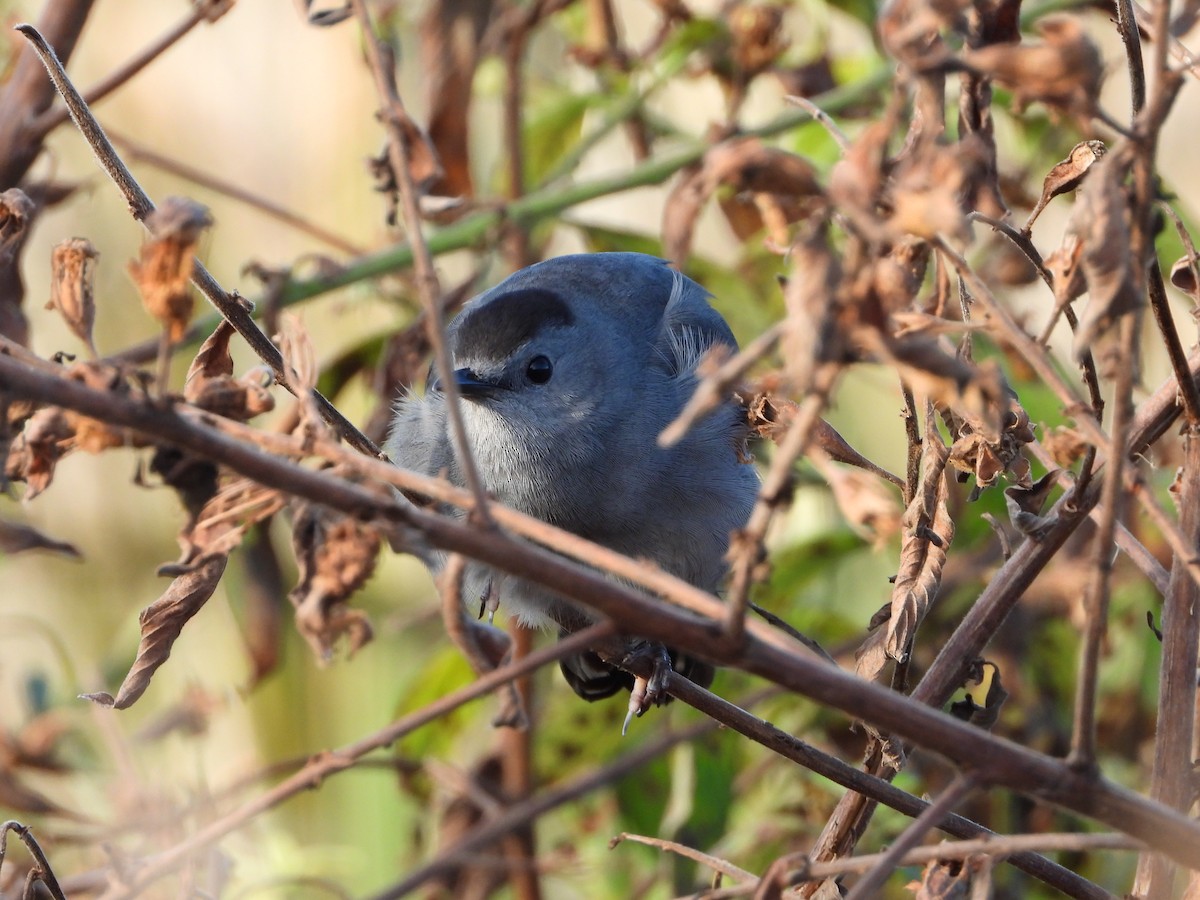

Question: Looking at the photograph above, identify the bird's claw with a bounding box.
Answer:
[620,645,674,735]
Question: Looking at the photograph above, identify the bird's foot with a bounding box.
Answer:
[621,643,674,735]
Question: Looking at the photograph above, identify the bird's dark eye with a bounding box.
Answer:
[526,355,553,384]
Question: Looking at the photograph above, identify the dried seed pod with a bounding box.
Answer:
[47,237,99,356]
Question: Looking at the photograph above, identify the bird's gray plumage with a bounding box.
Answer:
[386,252,758,702]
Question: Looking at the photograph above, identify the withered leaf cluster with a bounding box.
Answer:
[127,197,213,343]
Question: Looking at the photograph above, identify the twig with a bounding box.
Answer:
[367,720,719,899]
[348,0,492,519]
[105,127,367,256]
[611,833,756,884]
[843,774,979,900]
[95,624,615,898]
[0,820,68,900]
[7,357,1200,871]
[13,24,382,459]
[782,834,1140,890]
[659,323,783,448]
[29,1,224,138]
[662,679,1116,900]
[784,94,850,152]
[1134,426,1200,893]
[1069,314,1137,772]
[724,364,838,642]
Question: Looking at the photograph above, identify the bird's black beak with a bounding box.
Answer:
[453,367,500,399]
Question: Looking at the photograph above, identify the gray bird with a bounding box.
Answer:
[386,252,758,725]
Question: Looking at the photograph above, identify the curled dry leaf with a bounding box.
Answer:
[1070,153,1142,360]
[886,137,986,246]
[175,476,286,569]
[0,518,80,557]
[947,390,1034,497]
[289,500,381,662]
[420,0,492,200]
[276,314,324,438]
[855,406,953,684]
[4,407,75,500]
[184,321,275,421]
[809,451,903,546]
[960,15,1103,124]
[82,555,227,710]
[1169,254,1200,302]
[663,137,822,262]
[906,857,974,898]
[873,237,932,315]
[46,238,99,356]
[827,120,890,241]
[1043,229,1086,310]
[1022,139,1106,234]
[781,220,844,390]
[727,2,790,81]
[1003,468,1060,538]
[127,197,213,342]
[1041,425,1089,467]
[878,0,970,70]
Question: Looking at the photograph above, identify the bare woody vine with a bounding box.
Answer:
[1,0,1200,898]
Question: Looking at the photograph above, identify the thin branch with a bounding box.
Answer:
[348,0,492,519]
[13,24,382,458]
[7,357,1200,872]
[784,94,850,152]
[724,364,839,642]
[104,127,367,256]
[29,1,223,138]
[0,821,67,900]
[611,833,755,884]
[843,775,979,900]
[1134,426,1200,894]
[96,624,615,898]
[1069,313,1137,772]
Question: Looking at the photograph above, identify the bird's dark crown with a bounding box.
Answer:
[452,288,575,363]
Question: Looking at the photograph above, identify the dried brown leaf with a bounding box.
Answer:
[421,0,491,199]
[277,314,323,436]
[1004,468,1060,538]
[961,15,1103,123]
[0,519,79,557]
[781,220,843,389]
[811,454,903,546]
[874,238,932,315]
[180,477,286,567]
[83,555,227,709]
[1023,139,1106,233]
[1170,254,1200,301]
[887,405,952,662]
[663,138,822,262]
[185,321,275,421]
[289,501,381,662]
[1042,425,1089,467]
[828,120,890,239]
[887,138,986,245]
[1071,154,1142,360]
[908,858,972,899]
[128,197,212,342]
[4,407,74,500]
[47,238,99,355]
